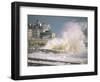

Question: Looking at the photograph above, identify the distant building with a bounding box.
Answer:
[28,20,56,48]
[28,20,55,39]
[28,29,32,39]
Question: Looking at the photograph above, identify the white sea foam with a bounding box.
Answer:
[42,22,87,55]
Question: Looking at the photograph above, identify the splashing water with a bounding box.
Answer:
[42,22,87,55]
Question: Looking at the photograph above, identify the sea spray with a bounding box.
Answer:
[41,22,87,55]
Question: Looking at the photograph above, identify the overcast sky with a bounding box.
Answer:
[28,15,87,37]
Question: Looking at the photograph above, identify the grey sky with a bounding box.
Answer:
[28,15,87,37]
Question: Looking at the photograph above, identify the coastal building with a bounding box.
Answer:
[28,20,55,48]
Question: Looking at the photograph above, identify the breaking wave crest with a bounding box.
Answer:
[42,22,87,55]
